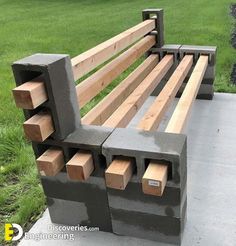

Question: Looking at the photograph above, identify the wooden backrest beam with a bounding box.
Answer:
[76,35,156,107]
[82,54,158,125]
[71,19,156,80]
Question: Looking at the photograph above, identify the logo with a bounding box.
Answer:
[5,223,23,241]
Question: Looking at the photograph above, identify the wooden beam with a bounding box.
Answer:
[76,36,156,107]
[142,55,208,197]
[105,158,134,190]
[71,19,155,80]
[23,111,54,142]
[82,54,158,125]
[66,150,94,181]
[103,54,174,128]
[142,162,168,196]
[105,55,174,189]
[137,55,193,131]
[165,55,208,133]
[12,80,47,109]
[36,148,64,176]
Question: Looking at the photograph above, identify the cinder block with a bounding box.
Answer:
[142,9,164,47]
[107,174,186,218]
[102,128,187,186]
[110,198,187,245]
[47,196,112,232]
[12,54,80,140]
[42,173,112,232]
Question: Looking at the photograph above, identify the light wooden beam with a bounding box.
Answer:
[82,54,158,125]
[104,158,134,190]
[142,162,168,196]
[103,55,174,128]
[12,80,47,110]
[142,55,208,196]
[76,35,156,107]
[36,147,64,176]
[137,55,193,131]
[66,150,94,181]
[71,19,155,80]
[23,111,54,142]
[165,55,209,133]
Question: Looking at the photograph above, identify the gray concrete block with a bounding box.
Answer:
[107,175,187,218]
[142,9,164,47]
[41,173,108,204]
[179,45,217,65]
[47,197,112,232]
[110,199,187,245]
[12,53,80,140]
[102,128,187,187]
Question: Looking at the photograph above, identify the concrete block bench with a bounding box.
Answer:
[12,9,217,245]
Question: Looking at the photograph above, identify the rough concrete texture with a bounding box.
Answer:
[41,173,112,232]
[107,176,186,218]
[110,201,186,244]
[12,53,81,140]
[19,93,236,246]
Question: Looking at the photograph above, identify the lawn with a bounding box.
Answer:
[0,0,235,244]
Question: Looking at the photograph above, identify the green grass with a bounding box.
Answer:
[0,0,236,244]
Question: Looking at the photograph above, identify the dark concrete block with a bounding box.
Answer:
[41,173,108,204]
[142,9,164,47]
[107,173,187,218]
[47,196,112,232]
[110,199,187,245]
[12,53,80,140]
[179,45,217,65]
[102,128,187,187]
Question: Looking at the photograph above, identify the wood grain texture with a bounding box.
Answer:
[142,162,168,196]
[76,35,156,107]
[66,150,94,181]
[105,158,134,190]
[137,55,193,131]
[12,81,47,109]
[36,148,64,176]
[165,55,208,133]
[82,54,158,125]
[71,19,155,80]
[142,55,208,197]
[23,111,54,142]
[103,55,174,128]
